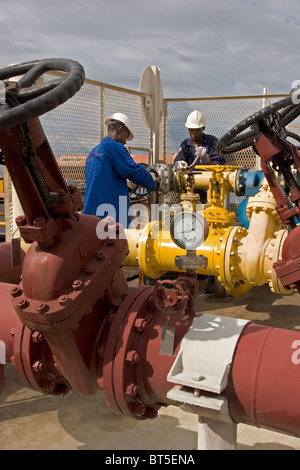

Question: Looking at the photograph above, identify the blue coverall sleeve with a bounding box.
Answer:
[173,145,186,165]
[107,143,155,190]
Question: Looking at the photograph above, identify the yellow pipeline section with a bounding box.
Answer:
[124,180,291,297]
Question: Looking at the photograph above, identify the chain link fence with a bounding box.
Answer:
[163,94,300,212]
[39,73,300,193]
[37,73,154,197]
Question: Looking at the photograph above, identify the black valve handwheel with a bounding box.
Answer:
[0,58,85,129]
[216,95,300,154]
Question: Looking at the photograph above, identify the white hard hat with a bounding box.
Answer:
[185,110,206,129]
[105,112,134,141]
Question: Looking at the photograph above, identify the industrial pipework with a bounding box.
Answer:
[1,59,300,450]
[125,170,290,297]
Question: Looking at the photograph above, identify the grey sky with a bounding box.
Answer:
[1,0,300,98]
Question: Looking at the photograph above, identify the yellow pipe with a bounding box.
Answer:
[124,181,291,297]
[176,165,241,195]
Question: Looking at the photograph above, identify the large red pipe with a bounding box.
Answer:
[228,322,300,436]
[0,282,23,361]
[0,243,25,285]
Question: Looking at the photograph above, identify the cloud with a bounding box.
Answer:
[1,0,300,97]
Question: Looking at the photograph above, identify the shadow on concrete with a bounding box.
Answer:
[195,283,300,331]
[0,364,197,450]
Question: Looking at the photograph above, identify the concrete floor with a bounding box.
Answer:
[1,278,300,451]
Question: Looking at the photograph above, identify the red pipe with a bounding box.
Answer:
[0,282,23,361]
[0,242,25,285]
[228,323,300,436]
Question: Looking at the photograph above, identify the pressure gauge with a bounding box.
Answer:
[170,211,207,250]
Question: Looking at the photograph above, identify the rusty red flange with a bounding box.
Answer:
[103,283,193,420]
[12,321,70,395]
[273,225,300,293]
[102,285,153,414]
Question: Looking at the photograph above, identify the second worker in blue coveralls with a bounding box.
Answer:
[83,113,157,228]
[173,110,225,294]
[173,110,225,204]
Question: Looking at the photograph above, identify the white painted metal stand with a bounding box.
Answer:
[167,314,250,450]
[197,417,237,450]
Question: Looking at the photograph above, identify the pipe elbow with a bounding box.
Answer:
[240,186,287,288]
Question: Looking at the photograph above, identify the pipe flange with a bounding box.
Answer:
[12,322,70,394]
[138,221,166,279]
[103,284,193,420]
[246,188,282,225]
[265,229,292,294]
[222,226,252,297]
[103,286,158,419]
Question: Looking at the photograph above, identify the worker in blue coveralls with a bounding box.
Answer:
[173,110,226,294]
[173,110,225,204]
[83,113,157,228]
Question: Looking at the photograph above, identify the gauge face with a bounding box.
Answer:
[170,211,206,250]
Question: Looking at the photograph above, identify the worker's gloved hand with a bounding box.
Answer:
[195,146,210,164]
[147,166,160,190]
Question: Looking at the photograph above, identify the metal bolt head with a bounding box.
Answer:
[10,286,22,298]
[32,361,45,373]
[31,331,45,343]
[85,266,93,275]
[97,377,104,388]
[16,299,28,309]
[36,303,48,314]
[15,216,26,227]
[97,251,105,260]
[125,382,138,396]
[72,279,83,291]
[192,374,205,381]
[134,318,147,332]
[126,350,140,365]
[58,295,68,306]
